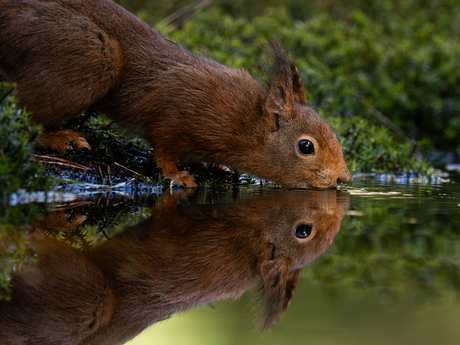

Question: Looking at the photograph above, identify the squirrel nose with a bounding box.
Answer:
[337,169,351,185]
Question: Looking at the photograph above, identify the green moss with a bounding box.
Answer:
[164,8,449,176]
[0,83,52,195]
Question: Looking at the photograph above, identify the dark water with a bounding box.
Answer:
[1,179,460,345]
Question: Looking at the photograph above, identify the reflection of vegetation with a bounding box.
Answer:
[0,194,156,299]
[0,190,254,298]
[305,188,460,302]
[0,203,50,299]
[40,194,157,246]
[0,83,51,194]
[2,186,460,307]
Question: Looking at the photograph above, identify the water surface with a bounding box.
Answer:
[131,179,460,345]
[1,179,459,345]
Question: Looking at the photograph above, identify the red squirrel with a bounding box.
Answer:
[0,190,349,344]
[0,0,351,188]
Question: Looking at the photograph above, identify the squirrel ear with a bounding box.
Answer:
[289,62,308,106]
[259,258,302,330]
[267,83,294,113]
[266,84,292,131]
[265,40,308,128]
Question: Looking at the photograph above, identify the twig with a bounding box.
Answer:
[0,84,15,104]
[374,151,386,162]
[106,191,111,206]
[156,0,212,34]
[98,166,105,185]
[449,18,460,46]
[31,154,92,170]
[112,177,136,187]
[355,92,412,143]
[114,162,140,175]
[107,165,113,186]
[51,201,92,211]
[96,121,116,131]
[100,229,111,240]
[30,158,92,171]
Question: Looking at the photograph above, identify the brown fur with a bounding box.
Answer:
[0,190,349,344]
[35,211,87,232]
[0,0,350,188]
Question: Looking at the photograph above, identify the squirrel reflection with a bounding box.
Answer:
[0,190,349,345]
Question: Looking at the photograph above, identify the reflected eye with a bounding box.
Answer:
[298,140,315,155]
[295,223,313,239]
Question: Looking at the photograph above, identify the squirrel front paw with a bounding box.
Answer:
[172,171,198,188]
[37,130,91,153]
[156,155,198,188]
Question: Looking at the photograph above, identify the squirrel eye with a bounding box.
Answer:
[298,140,315,155]
[295,223,313,239]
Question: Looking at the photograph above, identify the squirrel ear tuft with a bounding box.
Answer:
[289,62,308,106]
[265,39,308,119]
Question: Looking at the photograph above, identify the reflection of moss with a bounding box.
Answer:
[44,193,157,246]
[304,187,460,302]
[0,83,51,195]
[0,194,156,299]
[3,186,460,306]
[0,203,50,299]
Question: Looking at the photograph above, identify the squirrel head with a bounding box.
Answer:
[246,40,351,189]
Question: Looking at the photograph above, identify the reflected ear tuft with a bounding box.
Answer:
[257,258,303,331]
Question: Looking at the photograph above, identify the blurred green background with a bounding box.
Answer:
[113,0,460,175]
[127,287,460,345]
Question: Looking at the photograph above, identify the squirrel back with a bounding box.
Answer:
[0,0,351,188]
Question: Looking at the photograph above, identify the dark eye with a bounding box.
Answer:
[295,223,313,239]
[298,140,315,155]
